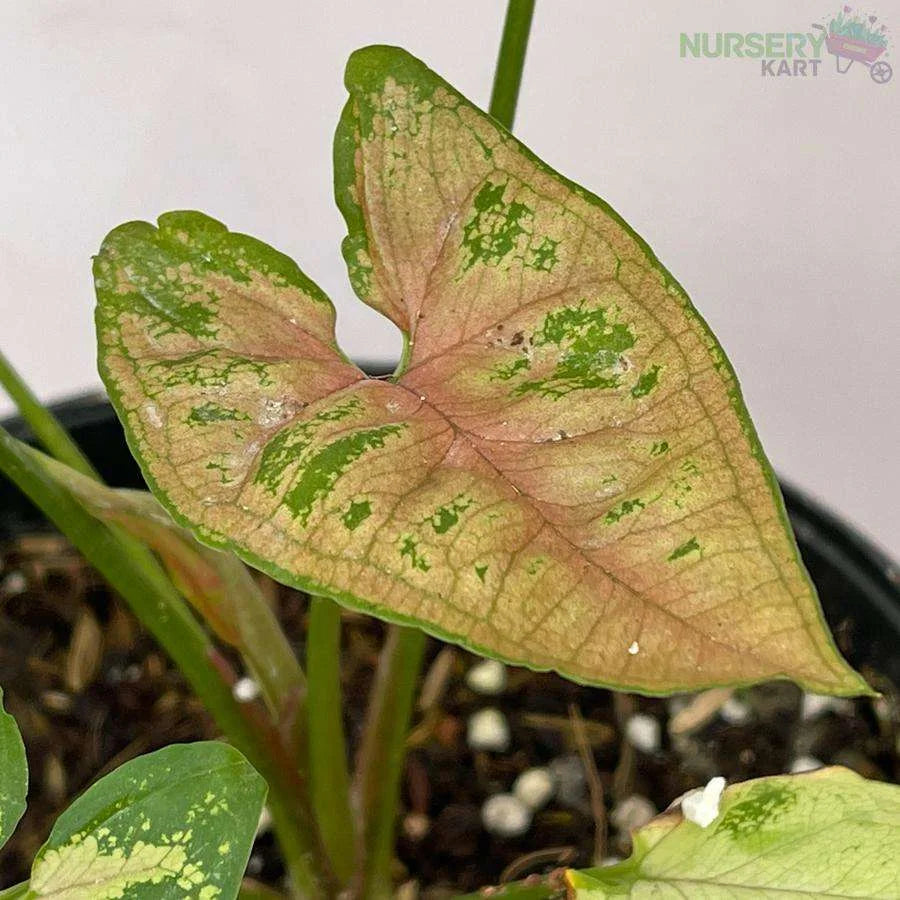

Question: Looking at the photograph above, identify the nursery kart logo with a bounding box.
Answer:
[680,6,893,84]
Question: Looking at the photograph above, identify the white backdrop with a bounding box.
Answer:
[2,1,898,554]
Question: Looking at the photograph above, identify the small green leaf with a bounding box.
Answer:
[94,47,867,696]
[26,742,266,899]
[567,767,900,898]
[0,687,28,852]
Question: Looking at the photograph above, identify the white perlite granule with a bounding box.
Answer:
[465,659,507,695]
[482,793,532,837]
[467,707,510,752]
[513,767,555,810]
[233,677,261,702]
[625,713,661,753]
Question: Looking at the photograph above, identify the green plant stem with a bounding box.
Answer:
[0,427,334,898]
[488,0,537,129]
[213,552,309,736]
[306,596,356,884]
[354,626,427,899]
[0,882,29,899]
[0,349,98,479]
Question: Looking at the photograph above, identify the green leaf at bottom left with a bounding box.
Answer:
[26,741,266,900]
[0,687,28,852]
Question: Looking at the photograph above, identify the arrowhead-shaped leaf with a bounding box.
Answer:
[0,686,28,852]
[567,768,900,898]
[93,45,866,695]
[26,742,266,899]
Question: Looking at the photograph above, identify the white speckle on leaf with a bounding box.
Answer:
[681,776,726,828]
[143,403,163,428]
[513,767,555,810]
[625,714,660,753]
[481,793,531,837]
[386,400,401,414]
[233,677,260,703]
[466,659,507,695]
[627,640,640,655]
[258,398,287,426]
[467,707,510,752]
[790,755,824,773]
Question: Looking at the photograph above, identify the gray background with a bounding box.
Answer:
[2,1,898,555]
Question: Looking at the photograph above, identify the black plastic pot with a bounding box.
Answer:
[3,394,899,686]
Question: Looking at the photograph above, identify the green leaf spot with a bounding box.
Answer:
[150,352,274,390]
[474,563,488,583]
[715,781,797,841]
[284,425,405,525]
[489,356,530,383]
[187,402,250,427]
[342,499,372,531]
[526,236,560,272]
[604,498,646,525]
[399,535,430,572]
[426,495,473,534]
[461,180,534,272]
[254,398,363,494]
[631,364,661,398]
[668,536,701,561]
[514,302,636,399]
[650,441,670,457]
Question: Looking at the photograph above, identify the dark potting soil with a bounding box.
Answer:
[0,532,897,895]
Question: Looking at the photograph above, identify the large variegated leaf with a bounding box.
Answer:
[567,768,900,898]
[93,46,866,695]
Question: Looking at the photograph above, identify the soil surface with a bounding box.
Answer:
[1,531,898,895]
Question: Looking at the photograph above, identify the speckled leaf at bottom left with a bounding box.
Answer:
[0,686,27,853]
[26,741,266,900]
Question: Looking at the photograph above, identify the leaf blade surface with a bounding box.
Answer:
[94,48,866,695]
[26,742,265,899]
[0,687,28,852]
[567,768,900,898]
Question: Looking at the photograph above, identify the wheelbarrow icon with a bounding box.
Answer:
[813,23,893,83]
